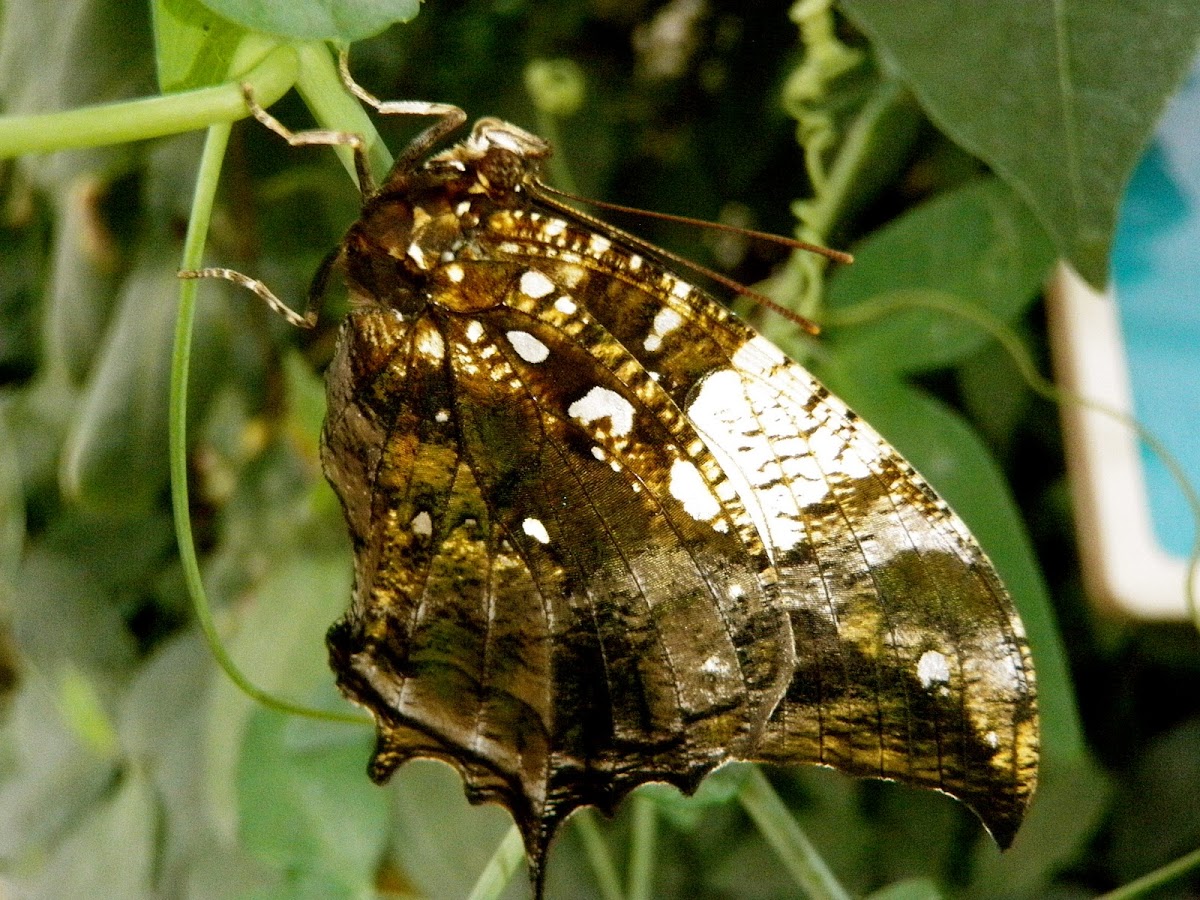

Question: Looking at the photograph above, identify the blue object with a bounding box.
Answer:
[1112,60,1200,559]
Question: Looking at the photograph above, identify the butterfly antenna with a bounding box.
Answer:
[533,182,852,335]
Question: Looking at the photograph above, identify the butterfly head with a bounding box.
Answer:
[429,117,551,195]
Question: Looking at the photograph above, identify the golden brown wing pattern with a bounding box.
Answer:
[319,116,1038,890]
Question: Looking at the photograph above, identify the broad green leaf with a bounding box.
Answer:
[385,760,517,898]
[824,177,1055,374]
[0,674,117,860]
[60,233,233,511]
[866,877,944,900]
[151,0,249,92]
[22,766,157,900]
[840,0,1200,286]
[197,0,420,42]
[0,200,46,382]
[956,333,1036,456]
[238,705,388,896]
[0,0,154,116]
[59,250,182,509]
[42,180,123,386]
[13,519,148,670]
[0,412,24,604]
[814,368,1083,768]
[1104,717,1200,886]
[203,552,353,841]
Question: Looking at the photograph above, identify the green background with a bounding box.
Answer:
[0,0,1198,897]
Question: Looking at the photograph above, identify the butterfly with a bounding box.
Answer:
[187,65,1038,895]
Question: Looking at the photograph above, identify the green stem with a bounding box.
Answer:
[171,123,365,726]
[627,793,657,900]
[574,811,626,900]
[802,77,906,242]
[738,767,850,900]
[1098,846,1200,900]
[466,824,526,900]
[0,46,298,159]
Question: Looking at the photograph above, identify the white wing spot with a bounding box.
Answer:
[445,263,465,283]
[986,730,1000,748]
[523,517,551,544]
[568,386,635,437]
[653,306,683,336]
[669,458,721,522]
[520,269,555,298]
[455,200,470,216]
[917,650,951,688]
[590,234,612,253]
[559,266,586,288]
[644,306,683,352]
[628,254,643,271]
[435,409,450,423]
[591,446,607,461]
[411,511,433,537]
[554,296,578,315]
[506,330,550,363]
[544,218,567,237]
[701,654,731,676]
[415,326,445,359]
[465,320,485,343]
[671,279,692,299]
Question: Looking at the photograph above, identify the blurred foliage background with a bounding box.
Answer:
[1,0,1200,897]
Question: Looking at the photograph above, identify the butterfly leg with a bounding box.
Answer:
[178,79,366,326]
[335,50,467,174]
[238,82,376,195]
[178,265,317,329]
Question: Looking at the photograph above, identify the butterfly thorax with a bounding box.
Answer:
[340,118,552,316]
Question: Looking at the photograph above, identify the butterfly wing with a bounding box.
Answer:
[321,196,1037,883]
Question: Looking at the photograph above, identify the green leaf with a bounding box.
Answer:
[384,760,517,897]
[0,0,155,116]
[238,705,388,895]
[22,766,157,900]
[196,0,420,42]
[866,877,945,900]
[824,177,1055,374]
[840,0,1200,286]
[150,0,249,92]
[0,673,117,861]
[61,230,235,512]
[203,552,354,842]
[59,251,181,510]
[41,177,125,385]
[0,413,25,604]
